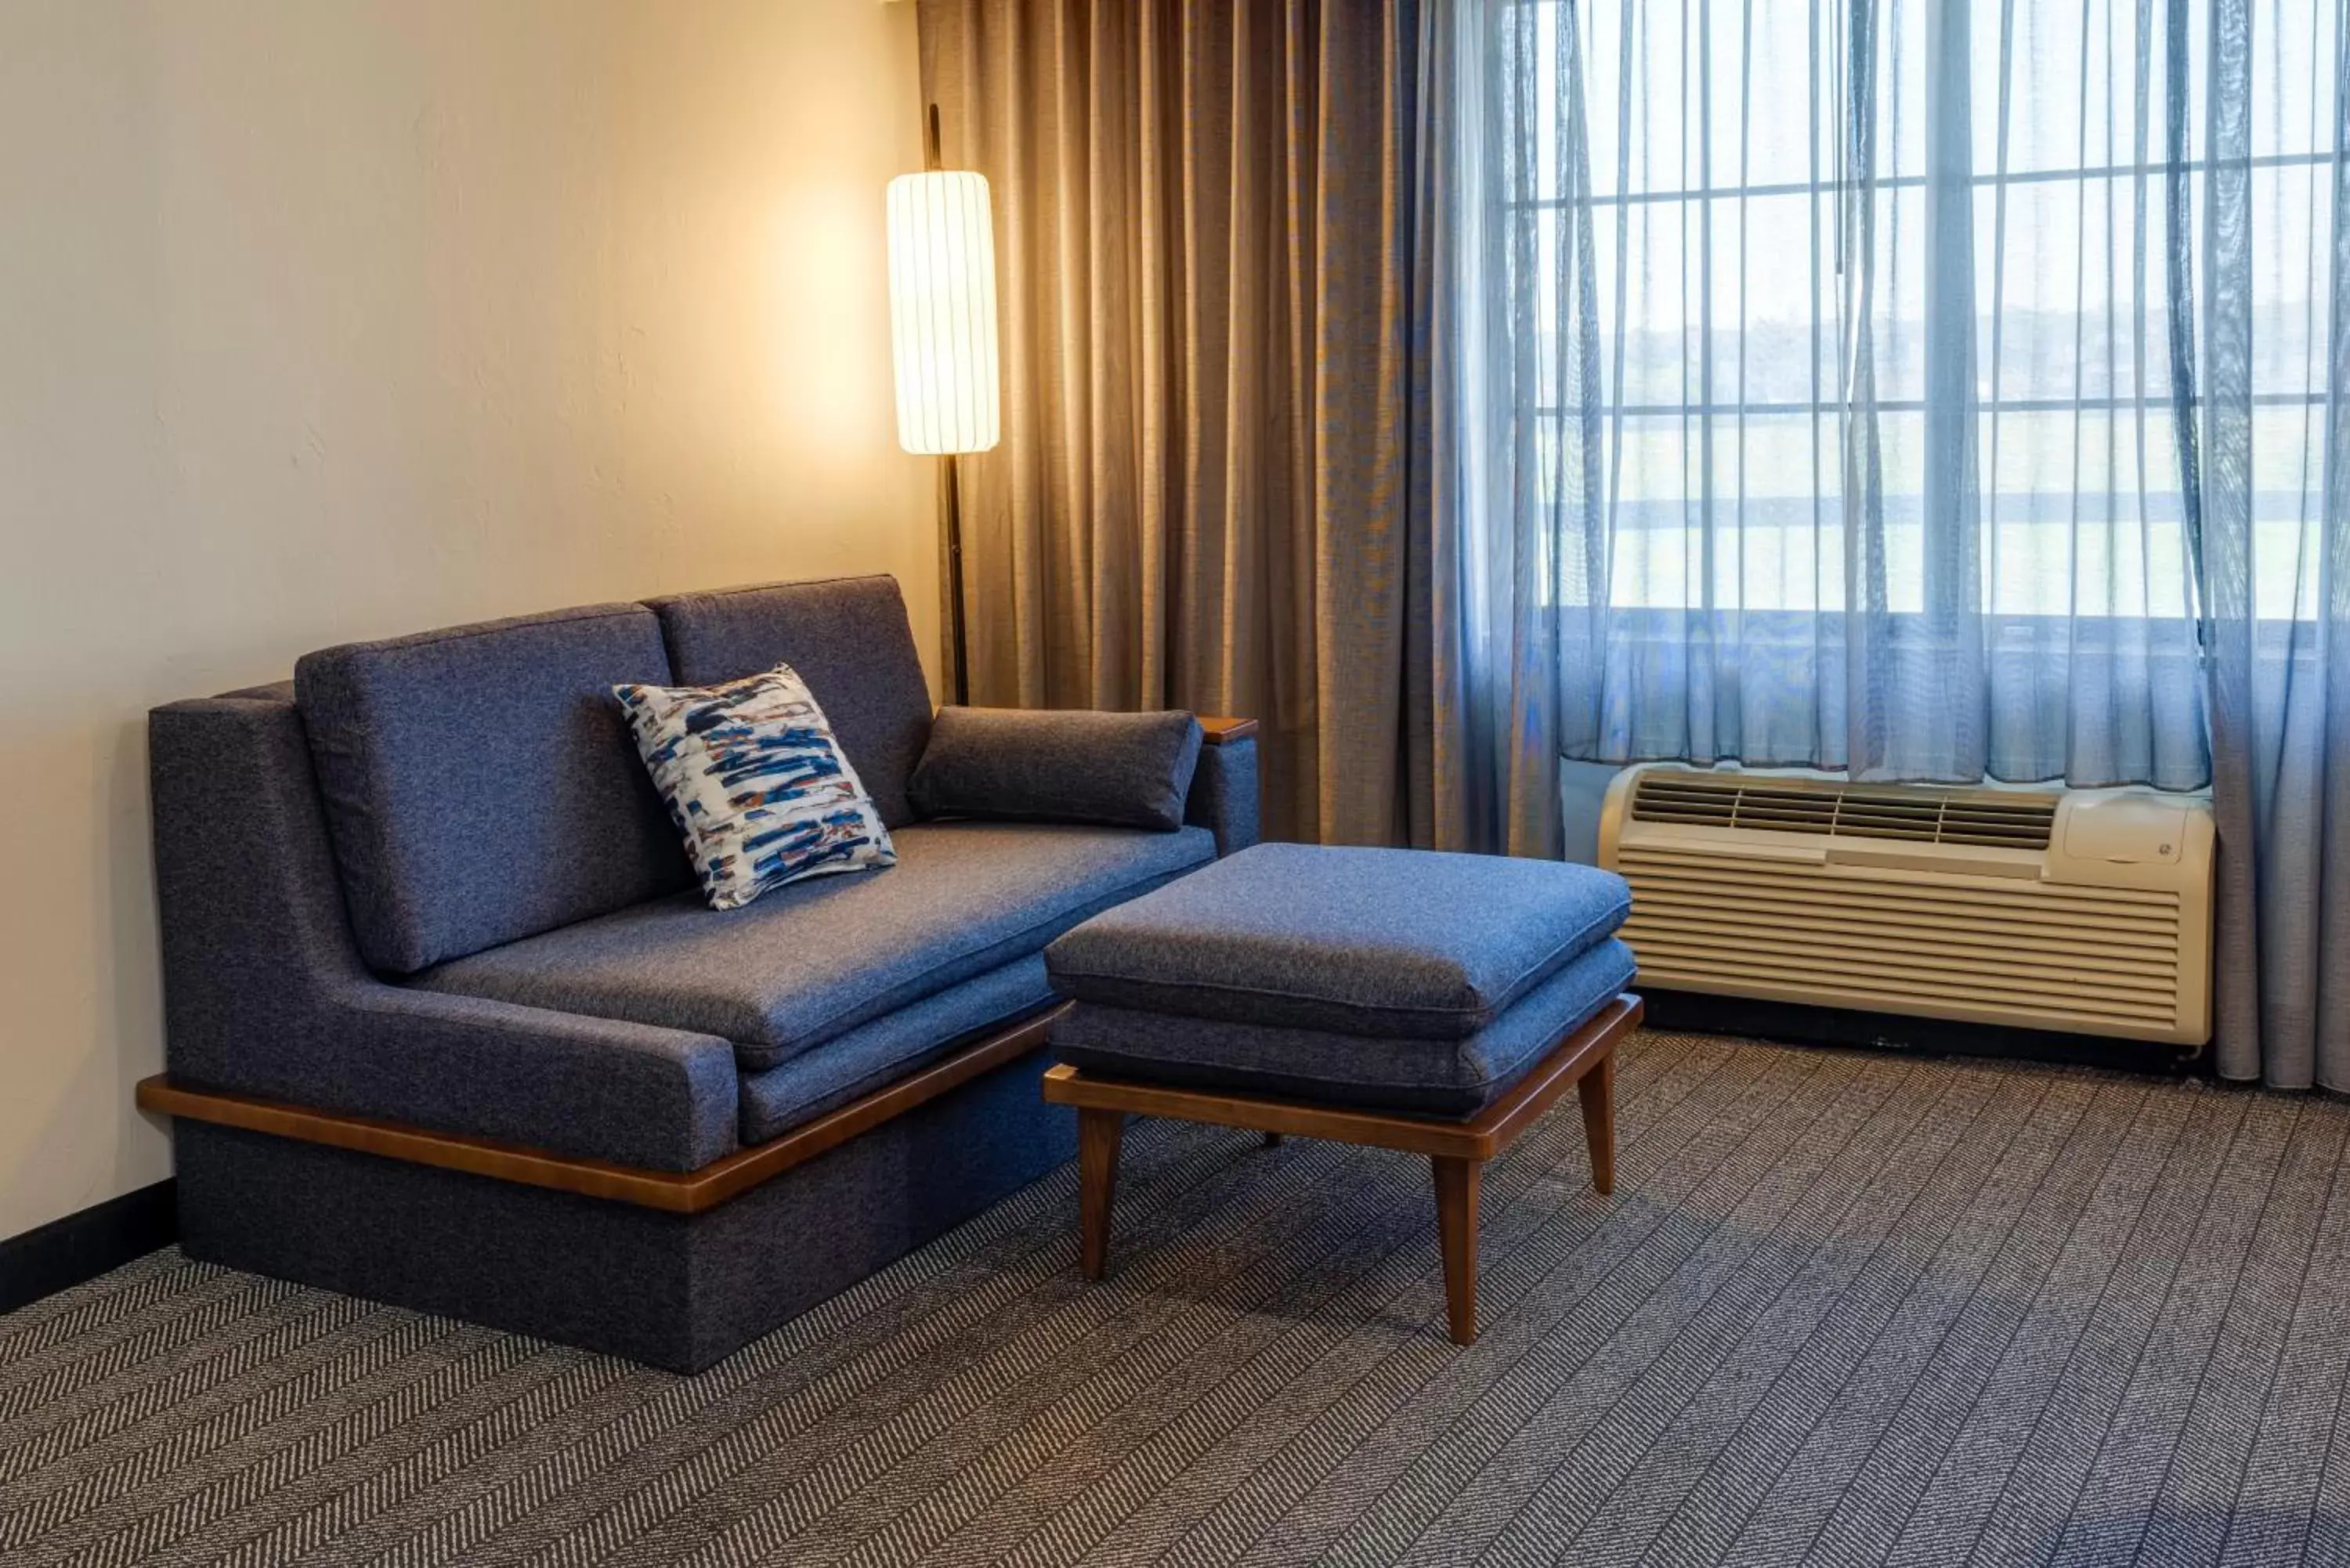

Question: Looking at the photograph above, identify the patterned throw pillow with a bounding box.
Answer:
[614,663,895,910]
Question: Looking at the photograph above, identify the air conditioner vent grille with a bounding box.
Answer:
[1611,846,2189,1039]
[1630,774,2058,851]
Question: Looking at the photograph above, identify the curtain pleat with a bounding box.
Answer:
[920,0,1450,847]
[2206,0,2350,1091]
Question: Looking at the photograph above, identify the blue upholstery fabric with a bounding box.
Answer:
[648,577,935,829]
[150,589,1259,1377]
[1045,842,1632,1039]
[411,822,1216,1070]
[1052,938,1635,1115]
[294,604,691,974]
[1184,737,1261,858]
[736,956,1057,1143]
[150,693,738,1172]
[150,583,1260,1375]
[909,707,1202,831]
[174,1045,1073,1373]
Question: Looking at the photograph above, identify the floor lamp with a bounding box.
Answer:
[886,107,1000,707]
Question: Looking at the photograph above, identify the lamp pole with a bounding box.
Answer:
[927,103,971,709]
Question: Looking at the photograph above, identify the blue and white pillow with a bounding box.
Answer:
[615,663,894,910]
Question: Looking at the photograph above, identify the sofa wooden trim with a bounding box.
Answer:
[1196,715,1258,745]
[139,1003,1069,1216]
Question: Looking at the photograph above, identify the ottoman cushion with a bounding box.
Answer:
[1053,937,1635,1115]
[1043,843,1631,1039]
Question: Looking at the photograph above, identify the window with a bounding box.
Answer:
[1523,0,2337,625]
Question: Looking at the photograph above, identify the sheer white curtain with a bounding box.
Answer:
[2204,0,2350,1089]
[1455,0,2218,782]
[1448,0,2350,1085]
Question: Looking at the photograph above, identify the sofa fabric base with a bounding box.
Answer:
[173,1049,1074,1375]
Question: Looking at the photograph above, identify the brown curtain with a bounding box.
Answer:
[916,0,1462,847]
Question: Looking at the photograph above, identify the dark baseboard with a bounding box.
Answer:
[1641,988,2207,1078]
[0,1180,179,1316]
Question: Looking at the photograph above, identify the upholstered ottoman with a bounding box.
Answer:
[1040,843,1640,1343]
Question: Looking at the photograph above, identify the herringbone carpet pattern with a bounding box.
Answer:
[5,1030,2349,1566]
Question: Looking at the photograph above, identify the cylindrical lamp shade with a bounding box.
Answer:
[886,171,1001,455]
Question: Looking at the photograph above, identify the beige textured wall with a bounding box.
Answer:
[0,1,934,1241]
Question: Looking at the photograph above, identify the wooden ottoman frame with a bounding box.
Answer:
[1041,992,1641,1346]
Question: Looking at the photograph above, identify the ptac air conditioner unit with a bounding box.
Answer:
[1597,764,2214,1046]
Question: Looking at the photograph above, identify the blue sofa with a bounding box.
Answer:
[143,576,1259,1371]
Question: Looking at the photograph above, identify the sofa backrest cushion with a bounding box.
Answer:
[295,603,694,974]
[646,576,934,829]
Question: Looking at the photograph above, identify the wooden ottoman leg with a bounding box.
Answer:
[1578,1052,1618,1196]
[1431,1155,1482,1346]
[1077,1108,1124,1280]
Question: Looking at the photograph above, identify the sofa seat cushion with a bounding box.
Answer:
[410,822,1214,1071]
[1051,938,1635,1115]
[737,956,1058,1144]
[1044,842,1632,1039]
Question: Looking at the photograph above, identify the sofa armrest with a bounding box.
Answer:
[151,692,740,1173]
[287,983,739,1171]
[1185,717,1262,857]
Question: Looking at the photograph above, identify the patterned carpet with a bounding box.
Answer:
[5,1029,2350,1567]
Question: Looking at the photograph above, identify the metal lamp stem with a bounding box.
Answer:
[944,450,969,707]
[924,99,971,707]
